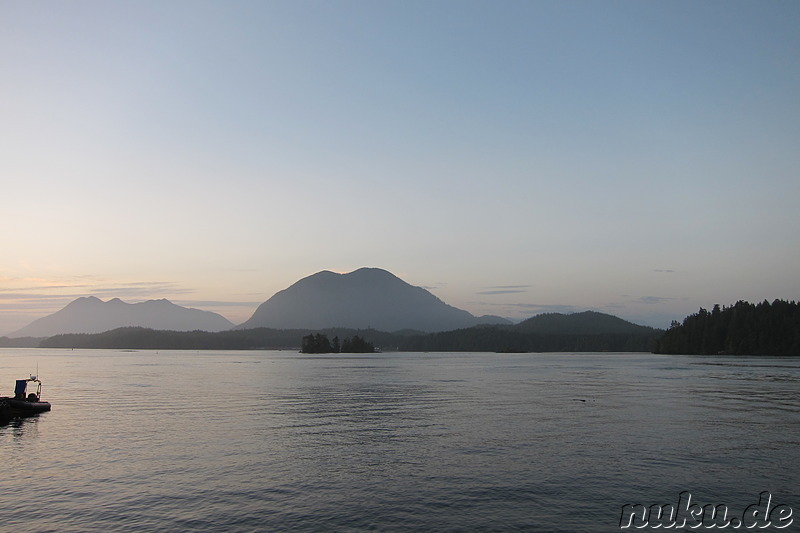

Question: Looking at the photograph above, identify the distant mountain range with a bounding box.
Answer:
[9,297,233,337]
[237,268,510,332]
[6,268,657,342]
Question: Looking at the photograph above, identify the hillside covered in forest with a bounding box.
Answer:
[27,311,661,352]
[653,299,800,355]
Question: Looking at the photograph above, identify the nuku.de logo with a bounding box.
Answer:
[619,491,793,529]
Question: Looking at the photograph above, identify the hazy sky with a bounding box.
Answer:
[2,0,799,333]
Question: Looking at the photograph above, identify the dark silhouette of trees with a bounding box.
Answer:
[340,335,375,353]
[301,333,333,354]
[654,299,800,355]
[36,312,666,353]
[397,325,659,352]
[301,333,375,353]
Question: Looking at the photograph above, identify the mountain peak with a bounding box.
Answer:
[143,298,174,305]
[237,267,509,332]
[69,296,102,306]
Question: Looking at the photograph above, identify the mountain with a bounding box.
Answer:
[237,267,510,332]
[9,297,234,337]
[515,311,656,335]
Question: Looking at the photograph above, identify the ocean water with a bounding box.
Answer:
[1,349,798,532]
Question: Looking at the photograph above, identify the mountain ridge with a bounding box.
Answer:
[7,268,660,339]
[9,297,234,337]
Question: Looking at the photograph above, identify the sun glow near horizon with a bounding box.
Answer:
[2,1,799,334]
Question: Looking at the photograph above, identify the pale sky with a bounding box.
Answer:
[2,0,799,334]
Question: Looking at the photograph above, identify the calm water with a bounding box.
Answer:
[1,349,798,532]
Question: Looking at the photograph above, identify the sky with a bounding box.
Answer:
[2,0,799,334]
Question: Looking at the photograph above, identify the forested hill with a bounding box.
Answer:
[515,311,654,335]
[35,311,662,352]
[653,299,800,356]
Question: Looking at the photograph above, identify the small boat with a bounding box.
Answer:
[0,397,10,425]
[8,376,51,415]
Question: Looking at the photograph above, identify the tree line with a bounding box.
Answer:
[301,333,376,353]
[653,299,800,355]
[11,301,798,355]
[32,324,660,352]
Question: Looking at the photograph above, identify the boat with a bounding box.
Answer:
[8,376,51,415]
[0,397,10,425]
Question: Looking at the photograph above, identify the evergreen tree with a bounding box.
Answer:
[301,333,334,353]
[654,299,800,355]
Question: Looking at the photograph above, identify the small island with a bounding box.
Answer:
[301,333,376,354]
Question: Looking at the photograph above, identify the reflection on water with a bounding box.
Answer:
[2,414,42,441]
[1,350,798,532]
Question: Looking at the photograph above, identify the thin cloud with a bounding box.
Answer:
[174,300,262,308]
[0,293,69,300]
[477,284,531,295]
[480,302,580,314]
[0,284,94,293]
[89,282,192,298]
[0,280,197,316]
[0,298,78,310]
[637,296,673,305]
[477,289,528,295]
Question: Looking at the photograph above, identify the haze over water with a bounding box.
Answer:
[2,349,798,531]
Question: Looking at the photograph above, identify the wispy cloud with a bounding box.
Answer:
[477,289,528,295]
[0,280,193,305]
[0,285,93,294]
[420,281,448,291]
[174,299,262,309]
[89,282,192,298]
[637,296,673,305]
[0,292,71,300]
[477,284,531,295]
[509,303,579,314]
[479,302,580,314]
[0,277,193,321]
[0,278,260,333]
[653,269,675,273]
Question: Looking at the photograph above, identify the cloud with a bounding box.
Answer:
[637,296,672,305]
[477,284,531,295]
[420,281,449,290]
[653,269,675,273]
[481,302,580,314]
[0,292,65,300]
[0,279,200,320]
[477,289,528,295]
[174,299,262,308]
[89,282,192,298]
